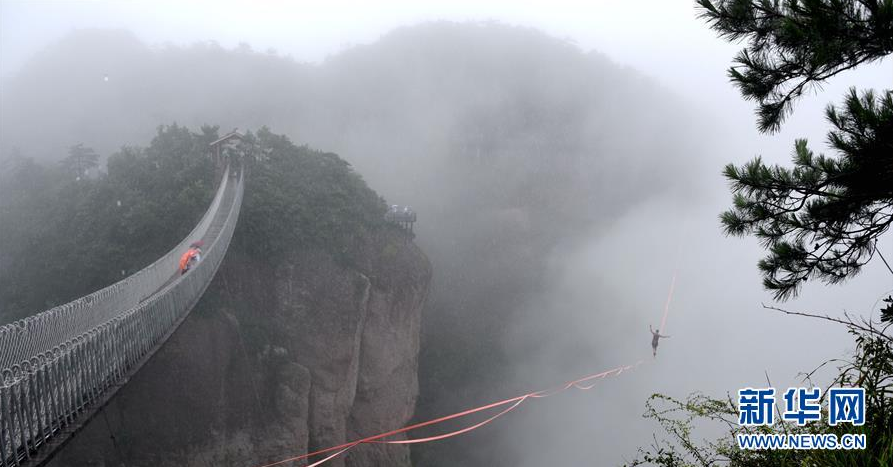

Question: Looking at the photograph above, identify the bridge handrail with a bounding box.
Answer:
[0,166,232,370]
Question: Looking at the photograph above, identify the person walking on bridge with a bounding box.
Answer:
[179,241,203,275]
[649,325,670,358]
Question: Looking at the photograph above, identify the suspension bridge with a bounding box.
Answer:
[0,165,244,466]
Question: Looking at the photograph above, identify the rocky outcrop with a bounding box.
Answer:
[49,229,431,467]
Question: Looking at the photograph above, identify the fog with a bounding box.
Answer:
[1,1,891,466]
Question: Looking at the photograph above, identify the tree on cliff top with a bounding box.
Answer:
[697,0,893,300]
[61,143,100,179]
[235,127,387,264]
[0,125,215,323]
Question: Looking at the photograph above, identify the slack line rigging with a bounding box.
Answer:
[652,225,685,357]
[651,269,677,357]
[255,361,644,467]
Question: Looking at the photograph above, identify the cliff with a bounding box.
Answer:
[34,128,432,467]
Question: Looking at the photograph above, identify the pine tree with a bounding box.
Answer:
[698,0,893,299]
[61,143,100,179]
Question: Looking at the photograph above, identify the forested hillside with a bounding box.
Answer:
[0,125,215,321]
[0,125,389,325]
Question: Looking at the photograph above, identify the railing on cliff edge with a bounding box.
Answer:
[0,165,244,467]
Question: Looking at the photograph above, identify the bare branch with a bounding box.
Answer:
[762,303,892,342]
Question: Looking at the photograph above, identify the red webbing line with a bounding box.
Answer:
[255,394,530,467]
[376,361,642,446]
[254,361,642,467]
[660,224,686,335]
[368,396,529,445]
[659,270,676,334]
[305,446,357,467]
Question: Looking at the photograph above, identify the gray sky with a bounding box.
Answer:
[2,0,888,158]
[1,0,732,80]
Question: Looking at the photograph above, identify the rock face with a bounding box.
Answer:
[49,229,431,467]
